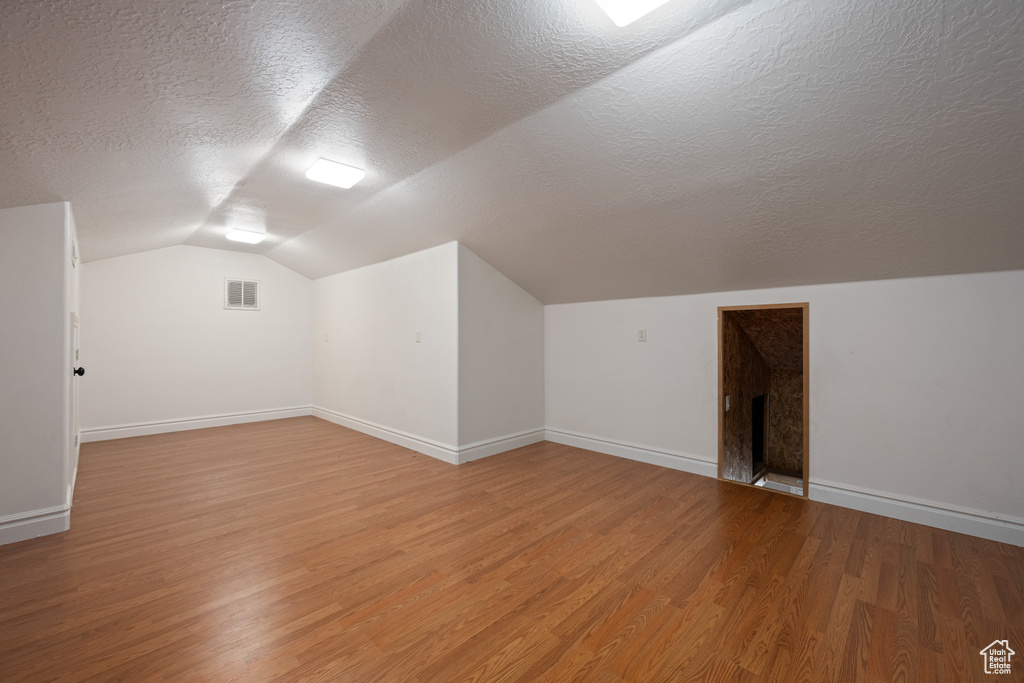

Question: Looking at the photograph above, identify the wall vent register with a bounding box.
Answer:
[224,279,259,310]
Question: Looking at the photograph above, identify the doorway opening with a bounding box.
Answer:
[718,303,809,498]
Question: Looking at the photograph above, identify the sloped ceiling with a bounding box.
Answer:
[731,308,802,371]
[2,0,1022,303]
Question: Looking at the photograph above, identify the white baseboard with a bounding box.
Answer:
[0,505,70,546]
[810,479,1024,547]
[78,410,1023,547]
[457,429,546,464]
[312,407,461,464]
[544,428,1023,547]
[544,428,718,479]
[80,407,313,442]
[312,407,545,465]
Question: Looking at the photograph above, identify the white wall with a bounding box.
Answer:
[80,245,312,438]
[312,243,459,456]
[546,270,1024,544]
[458,244,544,454]
[0,202,76,543]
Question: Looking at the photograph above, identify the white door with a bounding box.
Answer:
[71,313,81,485]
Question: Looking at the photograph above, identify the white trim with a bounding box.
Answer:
[810,479,1024,547]
[544,428,718,478]
[311,407,545,465]
[80,407,312,442]
[0,505,70,546]
[457,429,546,464]
[543,429,1024,547]
[312,406,460,464]
[78,408,1023,546]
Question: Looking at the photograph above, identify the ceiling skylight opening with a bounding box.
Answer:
[225,228,266,244]
[594,0,674,27]
[305,158,366,189]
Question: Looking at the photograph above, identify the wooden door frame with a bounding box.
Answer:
[718,302,809,498]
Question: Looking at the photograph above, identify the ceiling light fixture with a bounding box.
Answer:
[225,228,266,244]
[594,0,673,26]
[305,158,366,189]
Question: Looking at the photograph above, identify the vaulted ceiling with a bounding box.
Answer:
[2,0,1022,303]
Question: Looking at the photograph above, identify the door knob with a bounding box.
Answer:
[73,367,85,377]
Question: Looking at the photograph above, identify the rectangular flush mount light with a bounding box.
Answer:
[306,158,366,189]
[594,0,673,26]
[225,228,266,244]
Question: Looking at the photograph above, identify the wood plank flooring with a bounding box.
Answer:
[1,416,1022,681]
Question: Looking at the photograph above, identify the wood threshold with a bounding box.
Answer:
[721,477,806,501]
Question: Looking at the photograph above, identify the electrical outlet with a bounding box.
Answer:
[638,328,647,342]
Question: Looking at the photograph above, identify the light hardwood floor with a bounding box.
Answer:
[1,416,1022,681]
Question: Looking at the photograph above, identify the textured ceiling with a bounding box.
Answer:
[2,0,1023,303]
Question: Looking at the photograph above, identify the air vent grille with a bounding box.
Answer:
[225,279,259,310]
